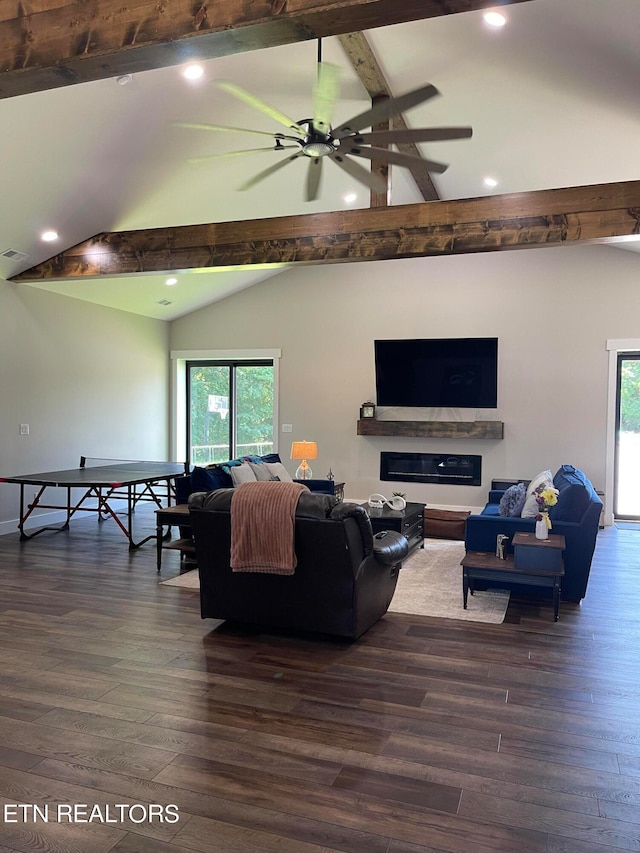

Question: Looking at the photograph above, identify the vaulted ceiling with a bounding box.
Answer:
[1,0,639,319]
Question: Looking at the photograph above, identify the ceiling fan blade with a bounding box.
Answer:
[351,126,473,145]
[174,121,279,139]
[305,158,323,202]
[238,152,304,192]
[346,144,449,174]
[329,152,387,194]
[312,62,341,135]
[188,146,299,164]
[333,83,440,138]
[216,81,306,136]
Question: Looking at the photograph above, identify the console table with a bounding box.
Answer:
[367,501,425,558]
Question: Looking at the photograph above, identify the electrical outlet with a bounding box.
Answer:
[19,424,29,435]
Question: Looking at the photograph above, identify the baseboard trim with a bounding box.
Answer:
[0,510,70,537]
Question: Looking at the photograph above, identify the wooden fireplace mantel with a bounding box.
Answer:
[356,420,504,439]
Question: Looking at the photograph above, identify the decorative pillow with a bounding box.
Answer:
[220,459,243,475]
[498,482,527,517]
[247,460,272,481]
[526,469,554,498]
[191,465,232,492]
[230,462,258,486]
[260,453,281,464]
[263,461,293,482]
[522,469,554,517]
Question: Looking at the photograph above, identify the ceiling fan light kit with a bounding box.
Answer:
[177,47,472,202]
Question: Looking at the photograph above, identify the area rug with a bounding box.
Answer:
[160,538,510,623]
[387,538,510,623]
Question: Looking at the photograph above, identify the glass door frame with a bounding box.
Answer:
[169,348,281,467]
[605,339,640,527]
[185,358,274,466]
[613,351,640,520]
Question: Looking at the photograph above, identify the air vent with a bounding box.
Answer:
[1,248,29,261]
[156,299,174,306]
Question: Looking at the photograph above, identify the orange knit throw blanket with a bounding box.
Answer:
[230,481,308,574]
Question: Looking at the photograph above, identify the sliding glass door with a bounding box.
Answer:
[186,360,274,466]
[614,353,640,518]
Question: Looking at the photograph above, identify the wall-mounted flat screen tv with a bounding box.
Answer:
[374,337,498,408]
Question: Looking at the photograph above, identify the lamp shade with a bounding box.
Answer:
[290,441,318,461]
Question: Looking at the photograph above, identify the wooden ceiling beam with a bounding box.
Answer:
[12,181,640,281]
[338,32,440,202]
[0,0,535,99]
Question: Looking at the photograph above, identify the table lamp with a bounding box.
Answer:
[290,440,318,480]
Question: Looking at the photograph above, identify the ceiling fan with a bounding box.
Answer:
[175,43,473,202]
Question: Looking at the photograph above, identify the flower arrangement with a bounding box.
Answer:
[535,485,559,529]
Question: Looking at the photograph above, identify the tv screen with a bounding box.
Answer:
[374,338,498,408]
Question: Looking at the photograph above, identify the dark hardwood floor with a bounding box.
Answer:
[0,509,639,852]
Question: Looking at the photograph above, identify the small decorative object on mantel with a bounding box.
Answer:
[327,468,334,481]
[534,485,560,540]
[360,402,376,419]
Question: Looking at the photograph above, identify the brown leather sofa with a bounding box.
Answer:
[189,489,409,639]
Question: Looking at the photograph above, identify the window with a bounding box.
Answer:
[186,359,275,465]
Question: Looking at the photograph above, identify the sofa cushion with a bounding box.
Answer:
[499,482,527,517]
[260,453,281,464]
[191,465,233,492]
[549,465,592,522]
[481,502,501,517]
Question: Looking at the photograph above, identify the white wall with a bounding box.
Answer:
[170,243,640,511]
[0,283,169,531]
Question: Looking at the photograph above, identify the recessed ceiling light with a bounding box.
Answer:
[343,192,358,204]
[483,177,498,188]
[183,64,204,81]
[165,277,178,286]
[41,230,59,242]
[483,10,507,27]
[116,74,132,86]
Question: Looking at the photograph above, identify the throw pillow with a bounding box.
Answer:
[498,482,527,517]
[522,469,554,518]
[526,469,554,498]
[247,460,272,481]
[263,461,293,482]
[191,465,232,492]
[230,462,258,486]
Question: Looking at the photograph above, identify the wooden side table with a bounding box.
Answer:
[461,532,565,621]
[155,504,195,573]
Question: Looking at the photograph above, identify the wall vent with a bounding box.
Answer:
[156,298,174,306]
[1,248,29,261]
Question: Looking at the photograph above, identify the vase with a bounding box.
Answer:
[535,518,549,540]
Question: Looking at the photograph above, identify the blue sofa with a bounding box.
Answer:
[465,465,602,601]
[174,453,336,505]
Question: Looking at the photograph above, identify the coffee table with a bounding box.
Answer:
[367,501,425,558]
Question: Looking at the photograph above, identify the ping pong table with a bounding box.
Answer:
[1,457,187,549]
